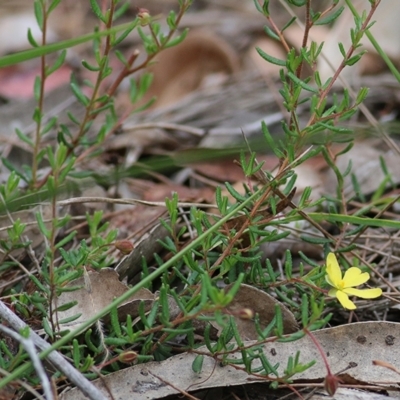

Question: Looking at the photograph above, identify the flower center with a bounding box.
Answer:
[337,279,345,289]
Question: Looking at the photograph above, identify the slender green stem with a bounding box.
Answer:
[0,21,138,68]
[32,5,48,187]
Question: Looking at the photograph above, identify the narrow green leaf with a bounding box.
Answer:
[48,0,62,14]
[55,231,77,249]
[314,6,344,25]
[115,50,128,66]
[55,301,78,312]
[30,274,49,293]
[89,0,107,23]
[338,42,346,58]
[258,351,279,376]
[224,182,247,202]
[317,121,352,133]
[165,29,189,49]
[192,354,204,373]
[264,25,279,41]
[33,76,42,101]
[70,82,90,106]
[345,52,366,66]
[27,29,39,48]
[287,72,318,93]
[72,339,81,368]
[34,0,44,31]
[40,117,57,136]
[113,25,137,46]
[0,20,138,68]
[301,236,332,244]
[46,49,66,76]
[256,47,286,66]
[282,17,297,32]
[166,10,177,30]
[15,129,34,147]
[35,211,51,238]
[42,317,54,339]
[110,306,122,337]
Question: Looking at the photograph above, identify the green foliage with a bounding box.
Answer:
[0,0,394,396]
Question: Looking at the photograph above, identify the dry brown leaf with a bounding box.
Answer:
[210,283,298,340]
[54,268,154,331]
[142,29,240,108]
[109,205,166,239]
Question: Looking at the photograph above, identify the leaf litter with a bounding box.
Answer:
[1,1,400,399]
[61,322,400,400]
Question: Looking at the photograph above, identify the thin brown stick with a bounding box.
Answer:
[0,301,108,400]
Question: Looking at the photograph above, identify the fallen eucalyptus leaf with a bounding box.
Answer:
[210,283,298,339]
[53,268,154,331]
[61,321,400,400]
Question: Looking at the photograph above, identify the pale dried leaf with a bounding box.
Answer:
[61,321,400,400]
[310,388,396,400]
[54,269,154,331]
[142,29,240,108]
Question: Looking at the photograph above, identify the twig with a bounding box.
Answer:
[57,196,216,209]
[0,365,45,400]
[0,324,53,400]
[0,301,108,400]
[148,371,200,400]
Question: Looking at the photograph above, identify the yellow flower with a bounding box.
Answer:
[325,252,382,310]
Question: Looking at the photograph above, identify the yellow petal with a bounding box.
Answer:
[328,287,338,298]
[343,287,382,299]
[336,290,356,310]
[325,275,335,287]
[326,253,342,285]
[342,267,370,287]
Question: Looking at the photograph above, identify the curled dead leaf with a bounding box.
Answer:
[53,269,154,331]
[210,283,298,340]
[143,29,240,108]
